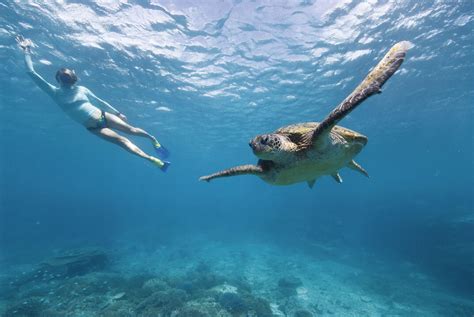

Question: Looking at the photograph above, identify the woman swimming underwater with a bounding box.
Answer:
[16,35,170,171]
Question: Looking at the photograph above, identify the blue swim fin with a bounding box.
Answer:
[150,157,170,172]
[160,161,171,172]
[154,142,170,159]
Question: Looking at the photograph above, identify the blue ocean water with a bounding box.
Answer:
[0,0,473,316]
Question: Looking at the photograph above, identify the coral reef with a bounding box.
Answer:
[4,298,46,317]
[2,258,278,317]
[136,289,187,316]
[177,298,231,317]
[218,292,247,314]
[2,242,472,316]
[142,277,169,292]
[294,309,313,317]
[39,248,108,277]
[278,276,303,289]
[278,276,303,296]
[10,248,108,290]
[217,290,273,316]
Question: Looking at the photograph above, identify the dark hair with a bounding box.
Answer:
[55,68,78,85]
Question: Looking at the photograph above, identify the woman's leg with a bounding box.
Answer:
[91,128,165,168]
[104,113,158,144]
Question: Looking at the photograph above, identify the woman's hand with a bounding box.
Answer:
[118,113,128,122]
[16,35,33,53]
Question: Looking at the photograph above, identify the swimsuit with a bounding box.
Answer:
[87,110,108,131]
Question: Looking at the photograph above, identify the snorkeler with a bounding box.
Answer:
[16,35,170,171]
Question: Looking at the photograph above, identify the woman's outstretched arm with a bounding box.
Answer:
[85,88,120,115]
[85,88,128,121]
[17,36,57,98]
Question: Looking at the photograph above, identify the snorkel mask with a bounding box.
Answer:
[55,68,78,86]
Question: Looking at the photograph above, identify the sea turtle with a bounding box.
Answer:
[200,41,411,188]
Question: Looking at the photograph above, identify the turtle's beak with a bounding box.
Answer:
[249,138,262,153]
[250,136,269,154]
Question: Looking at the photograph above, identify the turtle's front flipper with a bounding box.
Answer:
[311,41,412,142]
[199,164,263,182]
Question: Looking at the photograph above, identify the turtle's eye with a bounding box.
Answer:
[260,137,268,145]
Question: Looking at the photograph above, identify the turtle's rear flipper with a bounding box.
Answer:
[199,164,263,182]
[331,173,343,183]
[347,160,369,178]
[311,41,412,142]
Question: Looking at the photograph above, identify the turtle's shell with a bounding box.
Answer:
[275,122,367,150]
[256,122,367,185]
[275,122,317,135]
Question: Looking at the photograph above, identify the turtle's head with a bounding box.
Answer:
[249,134,294,161]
